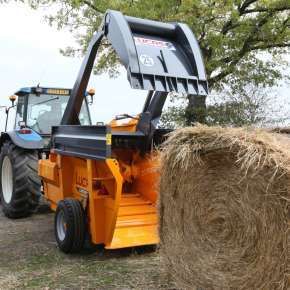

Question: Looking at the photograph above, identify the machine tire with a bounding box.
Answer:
[0,140,41,218]
[55,199,86,253]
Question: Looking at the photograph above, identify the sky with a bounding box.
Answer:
[0,3,289,131]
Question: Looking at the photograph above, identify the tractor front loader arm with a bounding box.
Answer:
[61,10,208,127]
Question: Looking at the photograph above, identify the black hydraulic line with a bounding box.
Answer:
[158,50,168,73]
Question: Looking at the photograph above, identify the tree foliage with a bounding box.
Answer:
[161,85,290,128]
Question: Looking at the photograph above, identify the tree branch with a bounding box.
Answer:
[221,0,260,35]
[221,20,240,35]
[238,0,258,14]
[221,1,289,36]
[210,11,277,86]
[243,6,290,14]
[251,43,290,50]
[82,0,105,14]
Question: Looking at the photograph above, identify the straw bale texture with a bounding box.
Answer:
[159,125,289,290]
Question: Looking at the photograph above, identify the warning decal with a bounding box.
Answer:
[134,37,176,51]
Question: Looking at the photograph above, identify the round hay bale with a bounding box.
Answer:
[159,125,289,290]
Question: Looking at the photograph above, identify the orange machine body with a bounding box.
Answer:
[39,119,160,249]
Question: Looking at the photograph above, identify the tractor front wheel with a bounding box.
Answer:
[55,199,86,253]
[0,141,41,218]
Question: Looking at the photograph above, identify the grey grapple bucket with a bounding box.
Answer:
[62,10,208,125]
[105,11,208,96]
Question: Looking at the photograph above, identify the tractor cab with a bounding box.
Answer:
[14,87,92,134]
[6,87,92,149]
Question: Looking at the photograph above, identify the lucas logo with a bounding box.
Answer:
[76,174,88,188]
[139,54,154,67]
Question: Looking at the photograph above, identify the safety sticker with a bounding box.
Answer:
[139,54,155,67]
[106,133,112,145]
[134,37,176,51]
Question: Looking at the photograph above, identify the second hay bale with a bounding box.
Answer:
[159,125,289,290]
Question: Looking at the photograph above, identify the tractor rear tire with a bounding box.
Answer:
[0,141,41,218]
[55,199,86,253]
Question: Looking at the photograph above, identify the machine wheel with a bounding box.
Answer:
[0,141,41,218]
[55,199,86,253]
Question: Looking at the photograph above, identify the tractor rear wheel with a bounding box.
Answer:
[0,141,41,218]
[55,199,86,253]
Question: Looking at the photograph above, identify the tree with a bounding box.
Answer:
[161,85,290,128]
[3,0,290,123]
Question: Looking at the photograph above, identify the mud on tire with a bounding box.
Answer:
[0,140,41,218]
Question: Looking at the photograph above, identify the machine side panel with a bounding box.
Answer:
[51,125,111,160]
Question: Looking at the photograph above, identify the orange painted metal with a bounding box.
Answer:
[110,117,139,132]
[39,117,160,249]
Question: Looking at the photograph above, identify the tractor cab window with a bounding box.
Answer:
[26,94,91,134]
[15,96,25,128]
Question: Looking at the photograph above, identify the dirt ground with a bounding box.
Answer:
[0,204,175,290]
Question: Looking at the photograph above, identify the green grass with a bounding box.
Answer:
[0,210,175,290]
[1,246,174,289]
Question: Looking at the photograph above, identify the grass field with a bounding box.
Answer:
[0,205,175,290]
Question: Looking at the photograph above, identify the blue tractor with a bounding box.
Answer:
[0,86,93,218]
